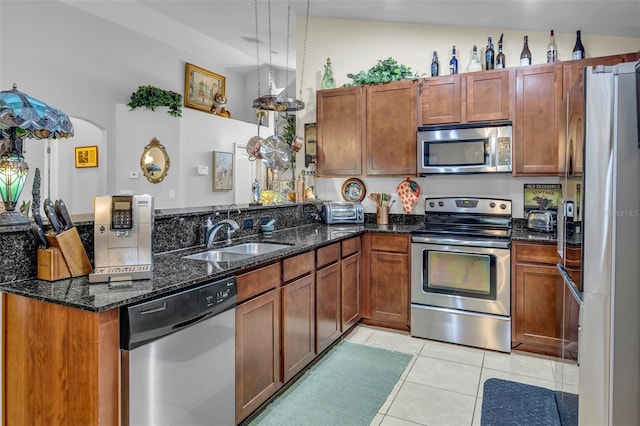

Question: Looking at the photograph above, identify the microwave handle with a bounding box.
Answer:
[490,135,498,167]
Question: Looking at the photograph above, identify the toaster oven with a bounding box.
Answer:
[320,202,365,224]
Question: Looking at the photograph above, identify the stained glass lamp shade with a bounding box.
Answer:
[0,84,74,225]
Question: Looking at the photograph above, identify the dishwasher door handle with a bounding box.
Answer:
[172,312,211,331]
[140,301,167,315]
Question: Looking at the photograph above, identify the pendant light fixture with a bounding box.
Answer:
[251,0,308,113]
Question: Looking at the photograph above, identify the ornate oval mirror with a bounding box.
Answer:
[140,137,170,184]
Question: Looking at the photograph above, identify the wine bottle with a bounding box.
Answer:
[572,30,585,59]
[520,35,532,66]
[430,51,440,77]
[547,30,558,63]
[496,34,506,69]
[485,36,495,70]
[449,45,458,74]
[468,45,482,72]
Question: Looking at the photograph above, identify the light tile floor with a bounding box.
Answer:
[344,324,579,426]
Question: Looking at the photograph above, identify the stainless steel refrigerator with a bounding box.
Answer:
[559,60,640,425]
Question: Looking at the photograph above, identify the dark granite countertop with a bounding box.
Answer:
[0,223,417,313]
[511,220,582,246]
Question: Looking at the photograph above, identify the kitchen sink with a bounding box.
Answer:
[184,242,293,262]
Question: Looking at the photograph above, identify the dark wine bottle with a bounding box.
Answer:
[547,30,558,63]
[496,33,506,69]
[572,30,585,59]
[485,36,495,70]
[449,45,458,74]
[431,51,440,77]
[520,35,532,66]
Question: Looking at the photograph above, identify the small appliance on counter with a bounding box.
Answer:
[320,202,364,224]
[526,210,557,232]
[88,195,154,284]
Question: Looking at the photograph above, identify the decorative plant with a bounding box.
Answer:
[344,57,418,86]
[127,85,183,117]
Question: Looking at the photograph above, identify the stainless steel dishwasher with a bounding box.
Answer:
[120,276,236,426]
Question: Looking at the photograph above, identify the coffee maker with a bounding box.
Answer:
[88,194,154,283]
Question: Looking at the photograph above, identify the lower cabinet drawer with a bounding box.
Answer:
[282,251,315,282]
[236,262,281,303]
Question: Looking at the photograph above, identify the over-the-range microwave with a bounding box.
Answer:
[417,121,512,175]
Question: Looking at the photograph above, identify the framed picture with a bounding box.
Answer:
[184,62,226,113]
[304,122,316,167]
[523,183,562,212]
[74,145,98,168]
[212,151,233,191]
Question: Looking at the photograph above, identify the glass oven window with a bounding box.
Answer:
[425,139,488,166]
[424,250,497,300]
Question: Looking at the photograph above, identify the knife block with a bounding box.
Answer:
[38,227,92,281]
[37,248,72,281]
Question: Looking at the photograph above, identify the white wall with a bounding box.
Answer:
[115,104,272,210]
[296,18,640,217]
[0,0,268,214]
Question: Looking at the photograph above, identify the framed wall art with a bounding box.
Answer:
[184,62,226,113]
[74,145,98,168]
[212,151,233,191]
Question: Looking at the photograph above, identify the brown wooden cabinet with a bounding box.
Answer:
[514,63,563,175]
[466,70,513,122]
[3,293,119,426]
[316,86,363,176]
[560,52,640,176]
[316,80,416,177]
[418,69,513,125]
[419,75,461,124]
[235,263,282,423]
[512,241,565,357]
[315,243,341,354]
[281,252,316,383]
[362,233,410,330]
[365,80,417,176]
[341,237,362,331]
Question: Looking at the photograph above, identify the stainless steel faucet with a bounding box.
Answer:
[206,219,240,247]
[227,204,241,219]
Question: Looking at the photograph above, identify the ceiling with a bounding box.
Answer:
[65,0,640,71]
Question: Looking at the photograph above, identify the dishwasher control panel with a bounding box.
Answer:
[200,279,236,310]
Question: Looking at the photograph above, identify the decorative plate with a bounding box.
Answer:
[341,178,366,202]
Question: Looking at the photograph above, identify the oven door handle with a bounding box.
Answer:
[411,235,511,249]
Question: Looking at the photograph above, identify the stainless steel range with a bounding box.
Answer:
[411,197,512,352]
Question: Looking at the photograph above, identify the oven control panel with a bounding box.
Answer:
[424,197,511,215]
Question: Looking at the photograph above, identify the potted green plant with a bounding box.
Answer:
[344,57,418,86]
[127,85,183,117]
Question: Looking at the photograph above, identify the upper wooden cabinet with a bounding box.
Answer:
[316,86,363,176]
[366,80,417,176]
[419,75,461,124]
[418,69,513,125]
[316,80,417,177]
[514,63,563,175]
[559,52,640,176]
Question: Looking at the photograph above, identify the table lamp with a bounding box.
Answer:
[0,84,74,225]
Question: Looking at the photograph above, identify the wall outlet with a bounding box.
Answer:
[243,217,254,229]
[260,216,270,225]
